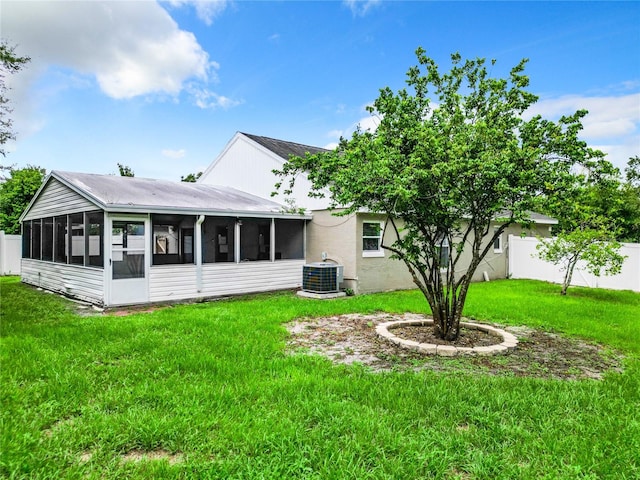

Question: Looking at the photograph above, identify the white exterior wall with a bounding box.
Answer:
[509,236,640,292]
[23,178,96,220]
[149,260,305,302]
[199,134,329,211]
[0,231,22,275]
[21,259,105,304]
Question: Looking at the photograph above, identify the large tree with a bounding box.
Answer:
[1,40,30,157]
[276,48,602,340]
[0,165,45,234]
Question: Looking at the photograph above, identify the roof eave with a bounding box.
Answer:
[103,204,312,220]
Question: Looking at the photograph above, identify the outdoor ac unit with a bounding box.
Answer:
[302,263,344,294]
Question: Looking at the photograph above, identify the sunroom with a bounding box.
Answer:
[20,171,310,306]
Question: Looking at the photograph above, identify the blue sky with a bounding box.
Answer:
[2,1,639,181]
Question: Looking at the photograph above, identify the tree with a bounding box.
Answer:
[1,40,30,157]
[536,157,630,294]
[275,48,602,340]
[181,171,202,182]
[536,223,626,295]
[618,157,640,242]
[117,163,134,177]
[0,165,45,234]
[625,155,640,189]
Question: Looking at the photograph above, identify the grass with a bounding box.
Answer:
[1,277,639,479]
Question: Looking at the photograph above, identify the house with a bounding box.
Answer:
[20,171,310,306]
[199,132,557,294]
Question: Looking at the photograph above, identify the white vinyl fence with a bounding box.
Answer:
[0,231,22,275]
[508,235,640,293]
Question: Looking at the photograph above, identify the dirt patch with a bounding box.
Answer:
[285,313,624,380]
[390,323,502,347]
[120,449,184,465]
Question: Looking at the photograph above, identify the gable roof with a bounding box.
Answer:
[521,211,557,225]
[22,171,311,220]
[240,132,328,160]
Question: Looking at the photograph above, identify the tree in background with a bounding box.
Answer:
[618,157,640,242]
[181,171,202,182]
[1,40,30,157]
[0,165,45,234]
[536,222,626,295]
[275,48,602,341]
[537,158,628,295]
[117,163,134,177]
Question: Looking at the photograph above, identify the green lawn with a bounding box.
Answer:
[1,277,639,479]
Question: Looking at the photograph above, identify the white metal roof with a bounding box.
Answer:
[49,171,311,219]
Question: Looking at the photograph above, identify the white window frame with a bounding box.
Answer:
[362,221,385,258]
[436,235,449,269]
[493,227,503,254]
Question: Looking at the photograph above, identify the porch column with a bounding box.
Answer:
[196,215,204,292]
[234,219,241,263]
[270,218,275,262]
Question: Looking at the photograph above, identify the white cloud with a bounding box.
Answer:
[357,114,381,133]
[3,1,214,99]
[527,93,640,169]
[330,92,638,171]
[528,94,639,138]
[188,86,243,109]
[343,0,381,17]
[166,0,231,26]
[162,149,187,159]
[1,0,240,139]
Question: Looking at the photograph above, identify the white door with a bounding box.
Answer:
[109,218,149,305]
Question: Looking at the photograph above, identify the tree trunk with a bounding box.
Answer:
[562,257,579,295]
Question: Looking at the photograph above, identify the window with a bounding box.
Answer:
[86,212,104,267]
[436,236,449,269]
[202,217,235,263]
[240,218,271,261]
[22,221,32,258]
[493,228,503,253]
[151,215,195,265]
[42,218,53,261]
[54,216,68,263]
[22,211,104,268]
[362,221,384,257]
[31,219,42,260]
[70,213,84,265]
[275,219,304,260]
[239,218,271,261]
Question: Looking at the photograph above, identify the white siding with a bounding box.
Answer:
[21,259,104,304]
[23,178,96,220]
[200,135,329,211]
[149,265,198,302]
[149,260,304,302]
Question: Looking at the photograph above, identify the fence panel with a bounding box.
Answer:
[508,235,639,293]
[0,231,22,275]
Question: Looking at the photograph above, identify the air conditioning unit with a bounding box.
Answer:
[302,263,344,293]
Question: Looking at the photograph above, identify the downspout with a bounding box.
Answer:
[196,215,205,293]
